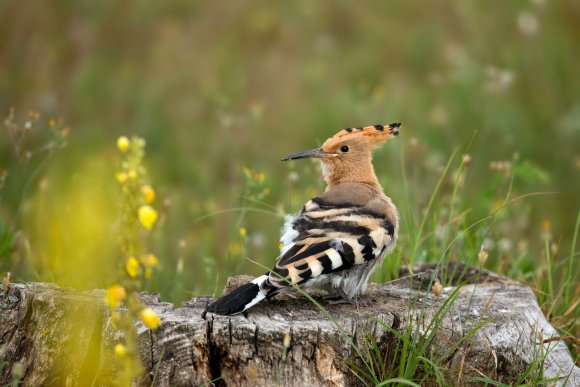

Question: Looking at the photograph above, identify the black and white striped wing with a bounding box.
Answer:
[268,198,395,288]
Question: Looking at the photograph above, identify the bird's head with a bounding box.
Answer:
[282,123,401,186]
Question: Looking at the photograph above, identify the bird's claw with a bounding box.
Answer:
[322,294,374,307]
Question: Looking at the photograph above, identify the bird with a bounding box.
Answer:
[205,123,401,315]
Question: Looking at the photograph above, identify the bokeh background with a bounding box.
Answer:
[1,1,579,310]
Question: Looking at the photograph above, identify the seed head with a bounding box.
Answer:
[432,282,443,297]
[478,245,489,266]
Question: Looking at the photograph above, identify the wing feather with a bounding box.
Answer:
[271,199,393,287]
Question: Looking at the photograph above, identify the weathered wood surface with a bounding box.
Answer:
[1,266,578,386]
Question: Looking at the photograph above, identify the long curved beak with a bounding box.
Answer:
[281,148,330,161]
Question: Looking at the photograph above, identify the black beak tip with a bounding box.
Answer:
[281,154,298,161]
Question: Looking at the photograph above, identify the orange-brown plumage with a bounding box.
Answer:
[318,123,400,187]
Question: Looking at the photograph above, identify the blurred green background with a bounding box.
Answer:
[1,1,579,305]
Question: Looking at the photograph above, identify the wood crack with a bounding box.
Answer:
[206,317,223,385]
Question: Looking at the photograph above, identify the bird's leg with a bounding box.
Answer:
[284,290,305,300]
[322,295,349,305]
[323,289,374,307]
[352,296,374,307]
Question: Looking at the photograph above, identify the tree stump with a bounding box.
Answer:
[1,266,578,386]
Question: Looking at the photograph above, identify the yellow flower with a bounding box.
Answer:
[140,308,160,329]
[117,136,130,152]
[141,254,159,278]
[114,344,127,358]
[239,227,247,238]
[138,205,158,230]
[103,285,126,309]
[229,242,242,255]
[115,172,128,184]
[142,185,155,204]
[141,253,159,268]
[127,169,138,180]
[125,256,140,278]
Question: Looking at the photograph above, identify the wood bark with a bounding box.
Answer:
[0,266,578,386]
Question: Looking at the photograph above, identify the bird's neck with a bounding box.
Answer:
[321,155,383,192]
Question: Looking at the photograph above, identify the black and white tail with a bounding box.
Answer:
[205,274,274,315]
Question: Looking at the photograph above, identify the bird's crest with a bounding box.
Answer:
[321,123,401,152]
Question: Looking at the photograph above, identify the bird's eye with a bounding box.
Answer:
[340,145,349,153]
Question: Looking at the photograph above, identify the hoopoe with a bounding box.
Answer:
[206,123,401,315]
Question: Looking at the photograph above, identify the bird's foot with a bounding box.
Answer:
[324,296,351,305]
[352,297,374,307]
[322,293,374,307]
